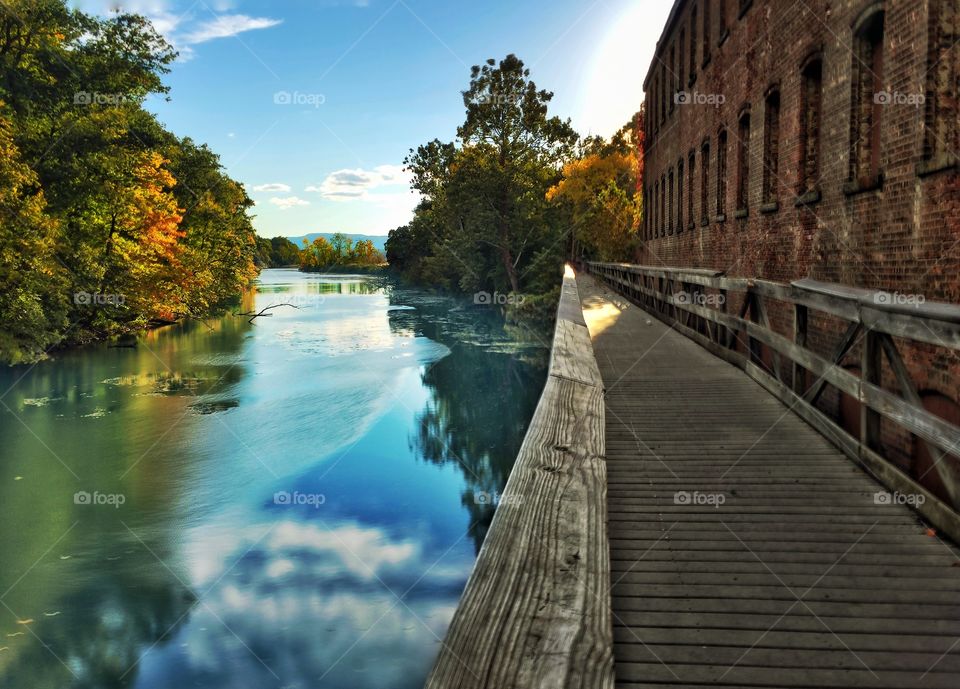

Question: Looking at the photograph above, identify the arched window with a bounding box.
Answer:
[700,139,711,226]
[668,167,675,234]
[716,129,728,216]
[677,158,685,232]
[688,150,696,229]
[799,56,823,195]
[922,1,958,171]
[849,6,884,187]
[689,5,698,84]
[737,110,751,211]
[763,88,781,205]
[702,0,711,66]
[669,43,676,114]
[653,179,659,238]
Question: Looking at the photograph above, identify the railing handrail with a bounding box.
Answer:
[589,261,960,335]
[586,260,960,544]
[425,264,613,689]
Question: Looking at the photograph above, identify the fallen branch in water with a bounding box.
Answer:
[235,303,300,323]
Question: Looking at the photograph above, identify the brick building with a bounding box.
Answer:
[638,0,959,498]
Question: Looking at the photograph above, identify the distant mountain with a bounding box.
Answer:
[286,232,387,253]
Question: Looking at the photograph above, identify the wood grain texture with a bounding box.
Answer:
[424,265,614,689]
[577,271,960,689]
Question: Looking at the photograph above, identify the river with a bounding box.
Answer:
[0,268,548,689]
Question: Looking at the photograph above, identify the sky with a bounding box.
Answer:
[74,0,672,238]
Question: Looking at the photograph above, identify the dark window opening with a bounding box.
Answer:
[763,90,781,203]
[849,9,884,185]
[716,129,728,216]
[700,141,711,225]
[800,58,823,194]
[737,111,751,210]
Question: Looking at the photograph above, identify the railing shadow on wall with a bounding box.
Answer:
[586,261,960,543]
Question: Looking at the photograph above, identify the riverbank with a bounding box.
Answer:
[299,263,389,275]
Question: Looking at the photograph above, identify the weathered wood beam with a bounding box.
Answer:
[425,265,613,689]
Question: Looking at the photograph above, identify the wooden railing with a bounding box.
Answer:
[586,261,960,542]
[425,265,613,689]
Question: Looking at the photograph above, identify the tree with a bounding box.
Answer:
[0,115,68,362]
[0,1,258,362]
[398,54,578,301]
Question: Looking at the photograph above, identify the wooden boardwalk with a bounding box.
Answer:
[578,272,960,689]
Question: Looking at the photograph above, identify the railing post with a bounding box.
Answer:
[719,288,729,346]
[861,329,882,452]
[793,304,808,394]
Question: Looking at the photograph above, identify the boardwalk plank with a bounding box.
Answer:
[578,271,960,689]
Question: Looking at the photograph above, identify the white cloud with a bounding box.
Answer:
[79,2,281,60]
[181,14,283,44]
[253,183,291,193]
[269,196,310,209]
[307,164,411,201]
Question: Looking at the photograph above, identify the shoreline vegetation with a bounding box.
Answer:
[0,1,259,364]
[383,54,644,330]
[2,4,645,365]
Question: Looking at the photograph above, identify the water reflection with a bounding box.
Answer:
[0,270,547,689]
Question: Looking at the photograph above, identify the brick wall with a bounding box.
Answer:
[638,0,960,499]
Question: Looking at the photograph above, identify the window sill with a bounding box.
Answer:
[738,0,753,19]
[700,218,710,227]
[719,29,730,46]
[843,173,883,196]
[715,213,726,224]
[734,208,749,219]
[917,153,958,178]
[795,189,821,206]
[760,201,779,214]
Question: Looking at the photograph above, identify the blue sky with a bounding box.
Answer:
[75,0,671,238]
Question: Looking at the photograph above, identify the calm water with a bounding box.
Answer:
[0,269,547,689]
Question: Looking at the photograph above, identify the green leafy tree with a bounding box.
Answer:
[396,54,578,303]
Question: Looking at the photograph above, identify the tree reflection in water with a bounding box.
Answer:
[388,288,549,552]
